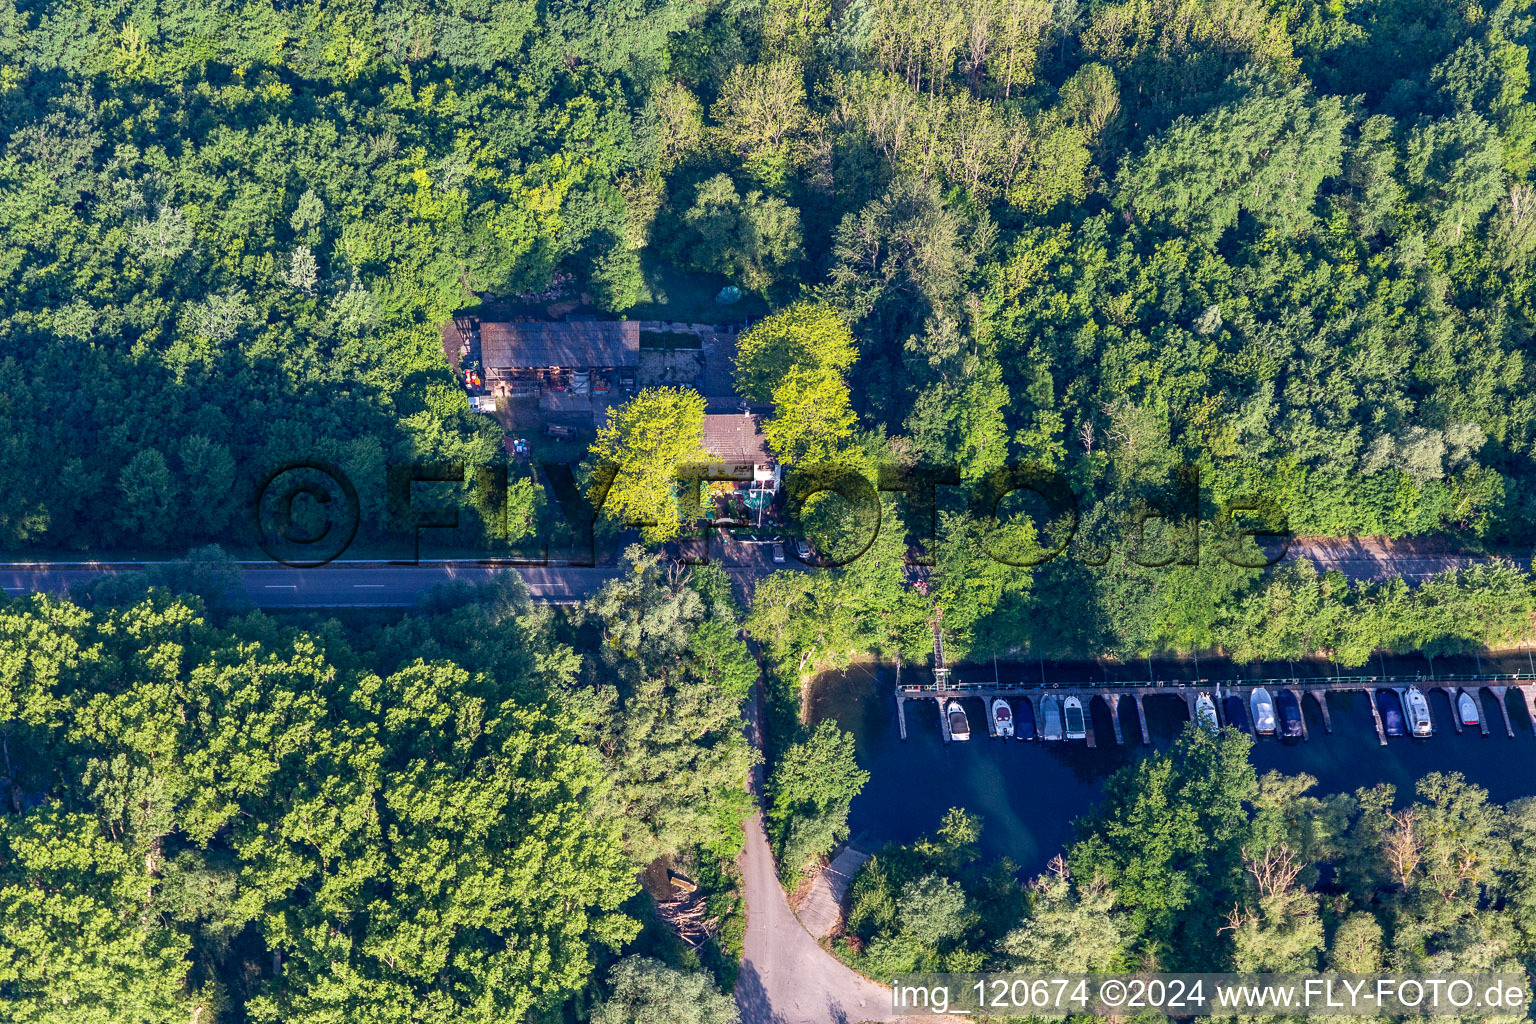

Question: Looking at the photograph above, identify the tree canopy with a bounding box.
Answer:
[0,557,759,1021]
[586,388,709,543]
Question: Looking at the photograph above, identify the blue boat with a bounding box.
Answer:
[1222,695,1252,734]
[1375,689,1406,737]
[1277,689,1304,738]
[1016,697,1037,740]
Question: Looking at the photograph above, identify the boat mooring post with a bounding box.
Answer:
[1109,694,1125,745]
[896,695,908,741]
[937,696,952,744]
[1133,693,1150,744]
[1477,687,1491,736]
[1082,696,1097,749]
[1521,685,1536,736]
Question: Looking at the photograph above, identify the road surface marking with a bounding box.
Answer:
[353,584,386,588]
[264,585,298,589]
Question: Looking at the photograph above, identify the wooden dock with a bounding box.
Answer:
[897,672,1536,745]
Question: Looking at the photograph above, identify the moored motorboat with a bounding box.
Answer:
[1017,697,1037,740]
[1223,695,1252,734]
[1064,696,1086,740]
[1195,693,1219,733]
[992,698,1014,739]
[1405,686,1432,737]
[1375,688,1405,737]
[1277,689,1304,738]
[947,700,971,741]
[1041,694,1064,741]
[1250,687,1277,736]
[1457,690,1480,728]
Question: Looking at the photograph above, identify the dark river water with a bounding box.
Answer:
[806,653,1536,872]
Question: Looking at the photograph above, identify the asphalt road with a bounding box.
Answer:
[0,560,805,608]
[231,565,623,606]
[1283,537,1515,582]
[0,537,1518,609]
[0,563,622,607]
[735,807,894,1024]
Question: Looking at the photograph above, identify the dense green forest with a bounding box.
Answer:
[0,554,757,1022]
[7,0,1536,558]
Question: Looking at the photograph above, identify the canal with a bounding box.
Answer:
[806,653,1536,870]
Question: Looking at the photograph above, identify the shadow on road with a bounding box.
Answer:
[734,960,786,1024]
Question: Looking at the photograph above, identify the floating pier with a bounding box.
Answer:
[898,670,1536,747]
[1440,687,1462,734]
[1491,686,1516,737]
[1365,688,1387,745]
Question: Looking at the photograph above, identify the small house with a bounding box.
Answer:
[703,412,780,495]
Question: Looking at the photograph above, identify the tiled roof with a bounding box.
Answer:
[703,413,772,465]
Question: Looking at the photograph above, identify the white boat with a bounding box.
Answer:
[992,698,1014,739]
[1457,690,1480,727]
[1250,687,1277,736]
[1041,694,1064,741]
[1195,693,1219,733]
[1064,696,1086,740]
[946,701,971,741]
[1405,686,1432,737]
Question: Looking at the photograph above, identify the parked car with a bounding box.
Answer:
[795,539,813,560]
[771,543,785,563]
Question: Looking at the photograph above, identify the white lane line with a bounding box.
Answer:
[264,585,298,589]
[353,584,386,588]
